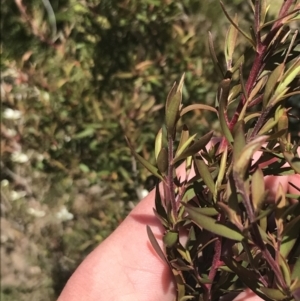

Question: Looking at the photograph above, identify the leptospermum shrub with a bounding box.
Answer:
[127,1,300,300]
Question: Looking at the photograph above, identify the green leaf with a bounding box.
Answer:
[274,58,300,100]
[155,128,163,160]
[224,14,239,69]
[172,131,213,164]
[193,155,215,194]
[163,230,178,248]
[278,253,291,287]
[233,135,269,179]
[184,205,244,241]
[220,1,256,48]
[233,120,246,163]
[157,147,168,174]
[218,78,234,144]
[283,151,300,174]
[251,167,265,211]
[259,287,288,301]
[263,63,284,108]
[74,127,95,139]
[174,133,197,163]
[165,73,185,138]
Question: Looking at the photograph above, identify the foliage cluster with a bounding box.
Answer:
[127,1,300,300]
[1,0,252,300]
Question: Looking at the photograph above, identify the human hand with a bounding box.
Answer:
[57,152,300,301]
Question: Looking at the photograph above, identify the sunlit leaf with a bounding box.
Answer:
[220,1,256,48]
[259,287,288,301]
[194,155,215,194]
[163,230,179,248]
[218,78,234,144]
[184,205,244,241]
[173,131,213,164]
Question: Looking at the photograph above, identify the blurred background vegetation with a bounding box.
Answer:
[2,1,295,300]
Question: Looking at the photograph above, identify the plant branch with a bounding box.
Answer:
[206,214,223,300]
[232,171,289,292]
[168,136,177,220]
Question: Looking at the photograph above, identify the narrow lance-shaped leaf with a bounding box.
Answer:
[263,63,284,108]
[215,144,228,197]
[157,147,168,174]
[273,58,300,104]
[184,205,244,241]
[155,128,163,160]
[222,257,273,301]
[165,73,185,138]
[173,131,213,164]
[233,120,246,163]
[218,78,234,144]
[233,135,269,179]
[220,1,256,48]
[225,14,239,69]
[175,133,197,161]
[281,215,300,258]
[194,155,215,194]
[146,225,168,264]
[251,166,265,211]
[259,288,288,301]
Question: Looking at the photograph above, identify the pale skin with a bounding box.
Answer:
[58,147,300,301]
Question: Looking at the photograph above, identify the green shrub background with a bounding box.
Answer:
[1,1,280,300]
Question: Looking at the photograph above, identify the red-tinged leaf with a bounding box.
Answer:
[184,205,244,241]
